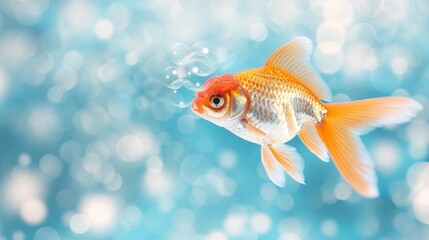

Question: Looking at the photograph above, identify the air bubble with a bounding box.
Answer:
[183,52,217,77]
[170,42,190,64]
[164,41,218,108]
[191,41,214,55]
[164,66,187,86]
[168,87,195,108]
[163,66,179,87]
[173,78,198,91]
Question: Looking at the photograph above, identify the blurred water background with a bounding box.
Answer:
[0,0,429,239]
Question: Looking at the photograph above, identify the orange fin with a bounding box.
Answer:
[299,124,329,162]
[261,144,305,185]
[261,146,286,186]
[316,97,422,198]
[265,37,332,102]
[241,119,267,137]
[324,97,422,134]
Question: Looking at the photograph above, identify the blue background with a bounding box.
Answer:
[0,0,428,239]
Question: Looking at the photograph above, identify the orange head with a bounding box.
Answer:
[191,74,249,126]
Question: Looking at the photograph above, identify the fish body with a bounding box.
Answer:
[191,37,422,197]
[227,67,326,146]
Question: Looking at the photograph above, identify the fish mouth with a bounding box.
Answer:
[191,101,204,114]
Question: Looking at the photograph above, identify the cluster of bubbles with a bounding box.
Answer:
[164,41,218,108]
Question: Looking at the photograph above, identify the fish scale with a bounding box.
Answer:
[226,66,327,146]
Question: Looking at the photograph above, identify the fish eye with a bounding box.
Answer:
[210,94,224,108]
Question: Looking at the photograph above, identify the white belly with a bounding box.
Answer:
[225,102,300,146]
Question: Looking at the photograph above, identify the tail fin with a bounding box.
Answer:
[315,97,422,198]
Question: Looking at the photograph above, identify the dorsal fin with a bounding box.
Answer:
[265,37,332,102]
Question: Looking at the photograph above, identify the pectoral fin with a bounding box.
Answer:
[241,119,267,137]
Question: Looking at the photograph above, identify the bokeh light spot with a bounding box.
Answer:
[317,20,345,50]
[39,154,63,179]
[372,140,400,175]
[70,214,91,234]
[143,170,172,197]
[249,22,268,42]
[14,1,43,26]
[4,169,44,210]
[19,198,47,225]
[391,57,409,75]
[334,182,352,200]
[177,114,195,133]
[313,46,343,74]
[171,208,195,232]
[276,194,294,211]
[18,153,31,166]
[206,231,228,240]
[63,51,84,70]
[218,150,238,169]
[251,213,271,234]
[267,0,301,26]
[34,227,61,240]
[79,194,119,232]
[12,231,25,240]
[363,55,378,71]
[321,219,338,236]
[120,205,143,229]
[224,213,246,235]
[0,68,8,99]
[47,86,64,103]
[125,52,138,66]
[260,183,278,201]
[323,0,354,25]
[95,19,114,39]
[116,133,159,162]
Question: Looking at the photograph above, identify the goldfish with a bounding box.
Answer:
[191,37,422,198]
